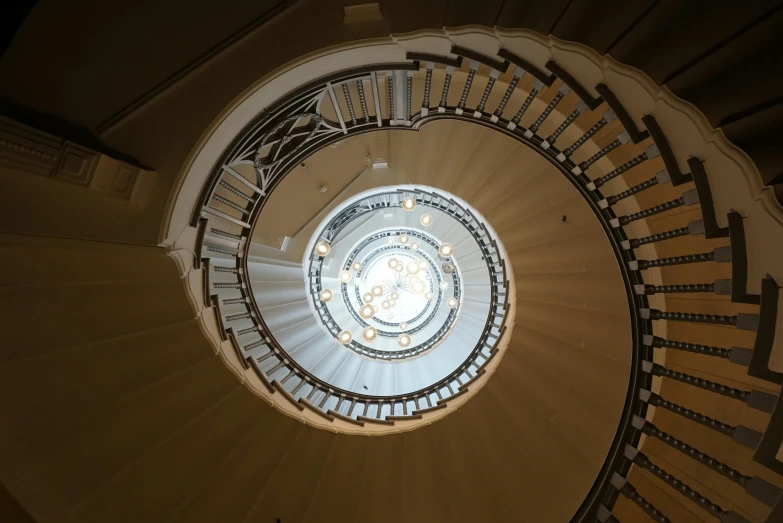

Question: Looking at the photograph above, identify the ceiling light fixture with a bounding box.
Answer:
[318,289,333,302]
[419,214,433,226]
[410,242,420,251]
[447,297,459,309]
[362,326,378,342]
[339,270,352,283]
[398,334,412,347]
[359,304,374,319]
[352,261,362,271]
[402,197,416,211]
[406,261,420,275]
[315,241,331,256]
[438,243,454,257]
[338,330,353,344]
[399,234,409,244]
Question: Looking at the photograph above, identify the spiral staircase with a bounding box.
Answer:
[2,2,783,522]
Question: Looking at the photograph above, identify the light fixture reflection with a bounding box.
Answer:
[315,241,331,256]
[318,289,333,302]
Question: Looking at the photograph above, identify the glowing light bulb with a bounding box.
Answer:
[339,270,352,283]
[425,291,433,299]
[395,264,403,272]
[388,300,396,307]
[388,314,394,320]
[388,258,399,269]
[359,304,374,319]
[410,277,426,294]
[442,261,456,274]
[398,334,412,347]
[406,261,420,275]
[374,305,379,312]
[440,281,449,290]
[410,242,420,251]
[318,289,333,302]
[338,330,353,344]
[352,261,362,271]
[362,326,378,342]
[371,285,383,297]
[447,297,459,309]
[391,292,399,300]
[315,241,331,256]
[419,214,433,226]
[363,293,374,304]
[386,237,394,245]
[399,322,408,330]
[418,260,428,270]
[438,243,454,257]
[381,300,391,310]
[402,197,416,211]
[399,234,409,244]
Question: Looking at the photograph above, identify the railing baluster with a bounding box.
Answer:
[474,69,499,117]
[639,390,764,450]
[341,83,357,125]
[455,60,478,115]
[622,220,704,250]
[606,474,670,523]
[524,83,571,138]
[572,131,631,174]
[438,66,455,112]
[629,246,730,270]
[633,416,782,506]
[586,144,660,191]
[598,170,670,208]
[634,281,731,296]
[642,361,776,412]
[541,100,587,150]
[641,308,759,330]
[507,79,543,130]
[624,446,751,522]
[421,62,433,115]
[556,108,617,162]
[610,189,699,227]
[355,79,369,121]
[387,72,395,122]
[491,66,522,122]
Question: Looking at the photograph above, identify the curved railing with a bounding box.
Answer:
[191,40,783,518]
[306,187,505,361]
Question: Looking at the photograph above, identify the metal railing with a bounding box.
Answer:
[191,45,783,519]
